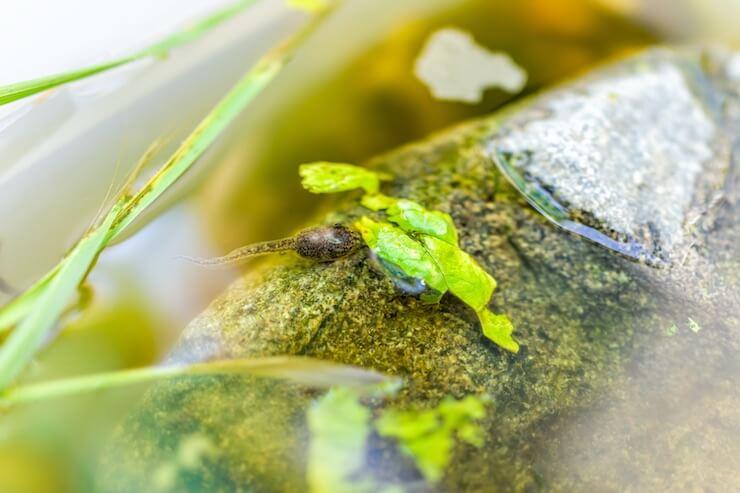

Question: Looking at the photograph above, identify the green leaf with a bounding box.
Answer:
[0,0,258,106]
[300,163,391,194]
[360,196,458,244]
[0,357,387,407]
[477,310,519,353]
[360,193,398,211]
[386,200,458,244]
[354,217,448,295]
[420,235,494,312]
[376,395,489,483]
[307,387,373,493]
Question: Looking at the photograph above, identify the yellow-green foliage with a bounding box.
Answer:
[307,387,374,493]
[376,395,489,483]
[300,163,519,352]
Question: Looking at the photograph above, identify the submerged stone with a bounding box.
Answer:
[99,48,740,492]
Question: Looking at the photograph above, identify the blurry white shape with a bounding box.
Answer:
[727,53,740,82]
[89,202,237,335]
[414,27,527,104]
[0,0,235,85]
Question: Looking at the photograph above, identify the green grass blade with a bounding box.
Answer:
[0,0,257,106]
[0,204,121,389]
[0,267,60,333]
[0,8,332,389]
[106,11,328,240]
[0,357,390,407]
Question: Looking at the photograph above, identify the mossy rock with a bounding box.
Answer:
[99,48,740,492]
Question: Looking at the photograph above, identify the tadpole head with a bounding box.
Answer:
[294,224,363,262]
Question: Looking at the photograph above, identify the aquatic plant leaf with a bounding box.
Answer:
[355,217,448,295]
[300,163,390,195]
[0,0,258,106]
[376,395,489,483]
[360,193,398,211]
[307,387,373,493]
[0,11,333,389]
[421,235,494,312]
[0,356,388,407]
[386,200,458,244]
[478,310,519,353]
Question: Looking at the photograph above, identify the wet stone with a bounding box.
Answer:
[489,48,738,265]
[98,48,740,493]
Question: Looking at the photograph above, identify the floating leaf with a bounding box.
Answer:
[421,235,494,312]
[376,395,489,483]
[300,162,391,195]
[307,387,373,493]
[478,310,519,353]
[355,217,448,296]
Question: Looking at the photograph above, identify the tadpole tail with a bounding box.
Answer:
[177,238,296,267]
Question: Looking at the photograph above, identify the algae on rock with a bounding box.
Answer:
[99,47,740,492]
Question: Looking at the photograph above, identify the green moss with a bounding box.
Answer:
[99,108,739,491]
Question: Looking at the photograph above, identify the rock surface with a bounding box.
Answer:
[99,48,739,492]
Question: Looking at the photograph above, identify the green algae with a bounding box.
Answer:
[99,119,660,492]
[98,49,740,492]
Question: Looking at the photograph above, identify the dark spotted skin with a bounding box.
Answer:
[294,224,362,262]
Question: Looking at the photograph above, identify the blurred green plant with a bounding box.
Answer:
[306,387,490,490]
[0,4,334,391]
[0,0,260,107]
[307,387,374,493]
[0,356,388,408]
[299,162,519,352]
[376,395,489,483]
